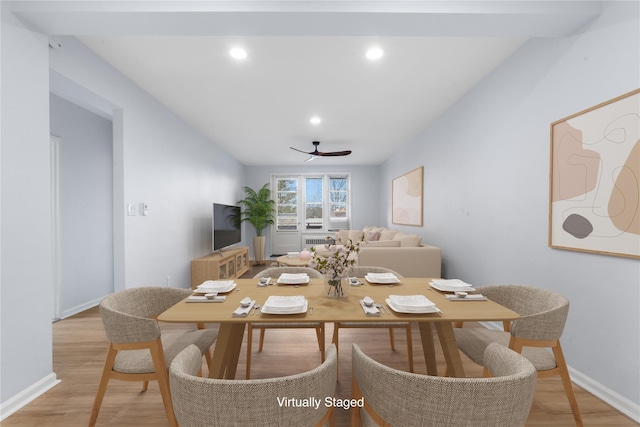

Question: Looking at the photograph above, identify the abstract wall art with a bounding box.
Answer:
[392,166,423,226]
[549,89,640,259]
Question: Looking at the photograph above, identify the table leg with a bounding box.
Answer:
[208,323,246,379]
[435,322,465,377]
[417,322,438,376]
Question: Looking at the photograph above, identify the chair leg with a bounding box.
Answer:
[553,343,583,427]
[88,344,117,427]
[149,341,178,427]
[388,328,396,351]
[317,323,326,362]
[141,381,149,392]
[332,323,340,380]
[405,324,414,373]
[246,324,253,379]
[258,328,266,351]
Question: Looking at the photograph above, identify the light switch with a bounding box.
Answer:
[140,203,148,216]
[127,203,137,216]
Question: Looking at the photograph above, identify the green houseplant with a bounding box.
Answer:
[236,184,276,264]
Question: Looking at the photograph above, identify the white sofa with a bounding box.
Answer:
[312,226,442,278]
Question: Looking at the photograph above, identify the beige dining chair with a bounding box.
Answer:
[332,266,413,378]
[453,284,583,426]
[89,287,217,427]
[170,343,338,427]
[352,342,537,426]
[247,267,325,379]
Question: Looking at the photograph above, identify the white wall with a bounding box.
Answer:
[244,165,381,257]
[1,24,246,415]
[50,94,114,318]
[50,37,246,291]
[381,1,639,417]
[0,2,58,409]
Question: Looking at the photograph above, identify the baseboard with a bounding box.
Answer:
[60,297,102,319]
[0,373,61,421]
[569,366,640,422]
[479,321,640,422]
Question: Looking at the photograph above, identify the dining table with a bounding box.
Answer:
[157,277,519,379]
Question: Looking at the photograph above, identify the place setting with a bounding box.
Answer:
[428,279,487,301]
[187,280,237,302]
[364,272,401,285]
[275,273,311,286]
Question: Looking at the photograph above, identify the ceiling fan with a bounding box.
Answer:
[290,141,352,162]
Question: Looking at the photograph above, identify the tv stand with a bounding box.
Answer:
[191,246,249,289]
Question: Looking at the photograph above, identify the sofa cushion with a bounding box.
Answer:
[364,230,381,242]
[393,232,422,247]
[361,240,401,248]
[347,230,364,243]
[379,228,399,240]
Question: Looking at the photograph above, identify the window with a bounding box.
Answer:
[273,174,350,231]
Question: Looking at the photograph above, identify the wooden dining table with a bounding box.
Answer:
[158,277,519,379]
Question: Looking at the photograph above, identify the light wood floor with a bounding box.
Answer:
[2,265,637,426]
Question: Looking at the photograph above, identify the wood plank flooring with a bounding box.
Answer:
[2,264,637,426]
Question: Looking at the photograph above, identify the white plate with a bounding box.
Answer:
[389,294,435,309]
[261,300,308,315]
[429,279,475,293]
[263,295,306,311]
[365,273,400,284]
[385,298,440,314]
[277,273,310,284]
[195,281,237,293]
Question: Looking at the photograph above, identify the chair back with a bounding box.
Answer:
[170,344,338,427]
[100,287,190,344]
[478,285,569,341]
[348,265,404,278]
[253,266,323,279]
[352,343,536,427]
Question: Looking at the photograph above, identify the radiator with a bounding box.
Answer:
[303,236,327,247]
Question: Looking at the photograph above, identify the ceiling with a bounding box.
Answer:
[12,1,602,166]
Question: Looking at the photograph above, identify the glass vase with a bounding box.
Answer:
[324,275,349,298]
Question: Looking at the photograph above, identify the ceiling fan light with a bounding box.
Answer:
[365,47,384,60]
[309,116,322,125]
[229,47,248,60]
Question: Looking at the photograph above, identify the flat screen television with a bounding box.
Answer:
[212,203,242,252]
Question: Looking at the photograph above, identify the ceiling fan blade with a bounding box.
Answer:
[317,150,352,157]
[290,146,313,155]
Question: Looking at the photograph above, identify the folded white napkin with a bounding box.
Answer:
[359,300,381,316]
[232,300,255,317]
[186,295,227,303]
[257,277,271,287]
[445,294,487,301]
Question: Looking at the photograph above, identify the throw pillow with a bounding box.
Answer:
[379,228,399,240]
[364,230,381,242]
[348,230,365,243]
[393,232,422,247]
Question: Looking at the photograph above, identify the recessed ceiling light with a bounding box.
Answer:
[229,47,248,60]
[310,116,322,125]
[365,47,384,60]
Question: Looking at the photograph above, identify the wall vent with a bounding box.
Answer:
[303,236,327,247]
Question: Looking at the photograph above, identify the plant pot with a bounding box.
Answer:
[253,236,266,265]
[324,275,349,298]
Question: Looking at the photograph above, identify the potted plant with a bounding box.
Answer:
[236,184,276,265]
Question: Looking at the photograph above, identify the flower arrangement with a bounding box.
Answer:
[310,237,360,297]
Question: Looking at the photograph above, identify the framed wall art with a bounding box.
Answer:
[392,166,423,226]
[549,89,640,259]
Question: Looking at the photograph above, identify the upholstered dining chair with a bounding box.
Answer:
[332,266,413,378]
[89,287,218,427]
[170,343,338,427]
[247,267,325,379]
[453,284,583,426]
[351,342,537,426]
